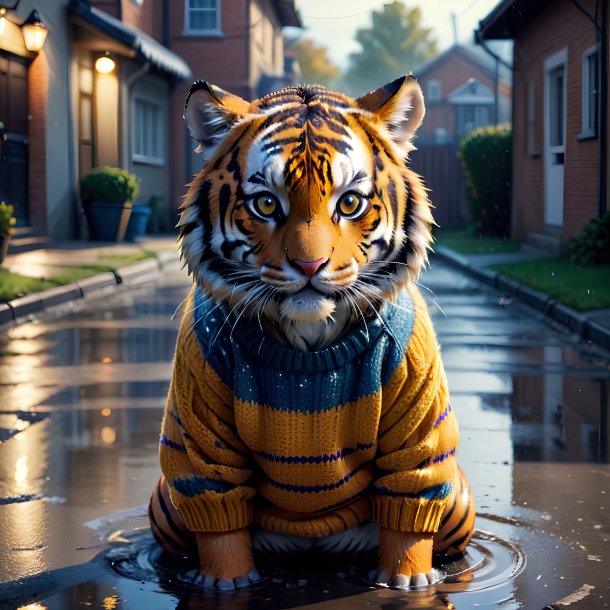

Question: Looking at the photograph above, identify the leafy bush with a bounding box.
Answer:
[459,124,512,238]
[567,212,610,266]
[80,166,139,205]
[0,202,16,236]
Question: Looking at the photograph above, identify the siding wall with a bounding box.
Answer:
[512,0,600,243]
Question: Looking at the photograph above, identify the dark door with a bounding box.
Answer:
[0,53,29,224]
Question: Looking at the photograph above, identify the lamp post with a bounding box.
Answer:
[21,9,48,53]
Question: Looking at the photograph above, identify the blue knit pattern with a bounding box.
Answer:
[191,288,415,414]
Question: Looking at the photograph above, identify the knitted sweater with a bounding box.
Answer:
[160,283,458,538]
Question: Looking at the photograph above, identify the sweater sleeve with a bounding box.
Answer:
[159,287,256,533]
[372,286,459,533]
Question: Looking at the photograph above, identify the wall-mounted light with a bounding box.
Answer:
[21,9,48,53]
[95,53,116,74]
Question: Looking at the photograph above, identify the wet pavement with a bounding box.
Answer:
[0,256,608,609]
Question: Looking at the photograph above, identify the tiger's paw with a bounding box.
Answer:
[367,567,443,589]
[184,568,262,590]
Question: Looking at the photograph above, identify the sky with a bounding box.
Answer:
[292,0,506,69]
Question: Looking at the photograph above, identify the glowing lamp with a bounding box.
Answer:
[95,55,116,74]
[21,10,48,53]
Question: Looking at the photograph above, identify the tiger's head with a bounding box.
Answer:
[178,76,434,351]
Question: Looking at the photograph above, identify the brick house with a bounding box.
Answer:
[408,44,511,229]
[0,0,300,245]
[413,44,511,146]
[162,0,301,215]
[478,0,609,251]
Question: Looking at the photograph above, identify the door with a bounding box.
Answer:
[0,54,29,224]
[543,49,567,228]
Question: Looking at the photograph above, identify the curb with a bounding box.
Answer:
[432,246,610,351]
[0,253,176,329]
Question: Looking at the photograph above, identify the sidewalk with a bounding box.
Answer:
[2,238,610,351]
[0,236,179,328]
[433,245,610,351]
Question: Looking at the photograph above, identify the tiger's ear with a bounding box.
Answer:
[356,75,425,146]
[184,81,251,153]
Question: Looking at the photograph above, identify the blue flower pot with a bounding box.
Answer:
[124,205,152,242]
[84,201,132,242]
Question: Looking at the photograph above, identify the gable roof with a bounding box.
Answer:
[478,0,555,39]
[271,0,302,28]
[412,43,510,85]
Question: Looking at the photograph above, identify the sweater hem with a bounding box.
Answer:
[372,496,446,533]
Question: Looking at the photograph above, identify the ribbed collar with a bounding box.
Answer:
[235,292,409,373]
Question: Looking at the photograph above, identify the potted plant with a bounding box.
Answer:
[124,194,157,242]
[80,166,140,242]
[0,202,16,265]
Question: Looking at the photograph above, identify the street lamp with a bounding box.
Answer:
[21,9,48,53]
[95,53,116,74]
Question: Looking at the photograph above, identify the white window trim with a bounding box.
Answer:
[578,42,600,140]
[183,0,222,36]
[132,97,165,166]
[543,47,568,156]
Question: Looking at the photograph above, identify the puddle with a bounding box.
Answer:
[107,527,525,599]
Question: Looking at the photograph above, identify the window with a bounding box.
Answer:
[579,44,599,139]
[455,104,491,137]
[427,79,441,103]
[133,98,163,165]
[185,0,221,35]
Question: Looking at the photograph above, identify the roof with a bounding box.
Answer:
[271,0,302,28]
[412,44,511,85]
[478,0,555,39]
[447,78,495,104]
[69,0,192,81]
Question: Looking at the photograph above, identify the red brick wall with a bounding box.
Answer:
[28,52,48,231]
[167,0,249,217]
[512,0,599,243]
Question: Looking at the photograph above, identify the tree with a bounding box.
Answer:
[287,38,341,88]
[345,2,438,94]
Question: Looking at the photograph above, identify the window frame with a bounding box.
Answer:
[132,97,164,166]
[183,0,222,37]
[427,79,441,103]
[578,43,600,141]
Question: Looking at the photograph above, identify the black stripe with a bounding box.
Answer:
[156,485,193,548]
[441,490,471,543]
[149,501,191,554]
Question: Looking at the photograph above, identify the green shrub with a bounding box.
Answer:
[0,202,16,236]
[80,166,140,205]
[459,124,512,238]
[567,212,610,266]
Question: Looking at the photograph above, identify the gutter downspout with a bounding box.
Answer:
[162,0,170,48]
[599,0,607,217]
[474,29,513,123]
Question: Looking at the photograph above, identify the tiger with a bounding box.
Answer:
[149,75,475,591]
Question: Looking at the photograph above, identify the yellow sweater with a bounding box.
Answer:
[160,283,458,537]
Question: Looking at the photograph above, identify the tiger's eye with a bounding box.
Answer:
[337,193,368,219]
[253,194,278,218]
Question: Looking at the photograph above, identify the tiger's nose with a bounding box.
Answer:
[291,257,329,277]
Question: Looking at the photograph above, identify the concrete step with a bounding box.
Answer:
[7,227,50,254]
[523,231,561,256]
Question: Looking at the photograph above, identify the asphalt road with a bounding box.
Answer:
[0,256,608,609]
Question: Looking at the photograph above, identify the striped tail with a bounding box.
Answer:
[433,466,475,558]
[149,475,196,557]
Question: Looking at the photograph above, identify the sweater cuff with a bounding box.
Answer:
[372,496,446,533]
[176,495,253,532]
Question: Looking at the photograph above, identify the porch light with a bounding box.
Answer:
[95,54,115,74]
[21,10,48,53]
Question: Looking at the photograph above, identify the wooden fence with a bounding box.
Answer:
[408,144,469,230]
